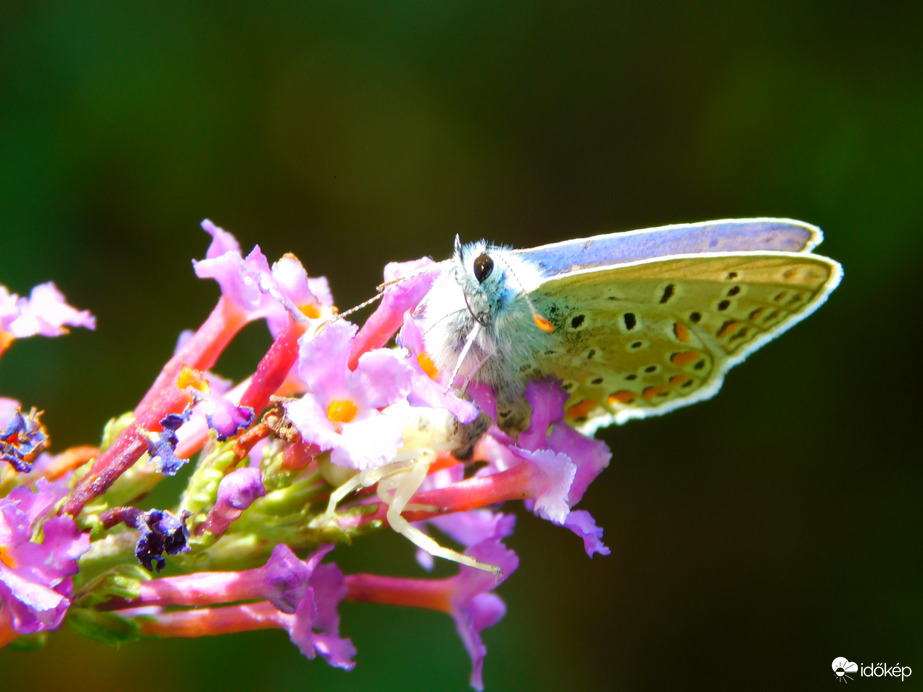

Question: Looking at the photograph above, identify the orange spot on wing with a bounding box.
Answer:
[718,320,740,338]
[670,351,700,368]
[669,375,689,386]
[534,315,555,333]
[643,386,667,400]
[673,322,691,343]
[565,400,596,420]
[607,390,636,404]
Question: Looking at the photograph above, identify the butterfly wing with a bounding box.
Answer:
[526,251,842,432]
[515,218,824,277]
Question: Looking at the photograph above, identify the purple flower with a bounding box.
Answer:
[465,381,498,422]
[348,257,438,361]
[261,543,315,613]
[0,398,19,418]
[513,378,611,503]
[343,512,516,691]
[105,543,354,671]
[197,389,255,442]
[507,446,576,524]
[397,315,479,424]
[115,543,321,614]
[1,407,48,473]
[546,421,610,508]
[445,514,518,691]
[516,377,570,453]
[382,257,439,306]
[523,379,610,507]
[563,510,611,558]
[285,320,413,470]
[193,225,281,323]
[285,546,356,670]
[475,378,611,553]
[0,480,90,634]
[271,253,333,320]
[193,220,332,336]
[0,282,95,340]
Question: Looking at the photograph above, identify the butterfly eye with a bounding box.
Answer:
[473,253,494,283]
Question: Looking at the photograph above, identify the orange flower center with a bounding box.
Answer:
[326,399,358,424]
[417,352,439,380]
[300,302,321,319]
[0,546,16,569]
[177,366,208,392]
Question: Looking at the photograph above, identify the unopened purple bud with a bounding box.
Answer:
[203,467,266,537]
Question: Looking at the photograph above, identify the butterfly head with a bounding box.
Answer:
[451,236,545,330]
[412,238,551,400]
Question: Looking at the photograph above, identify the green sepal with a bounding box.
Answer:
[6,632,47,651]
[67,608,143,646]
[73,567,146,608]
[100,411,135,450]
[259,440,305,491]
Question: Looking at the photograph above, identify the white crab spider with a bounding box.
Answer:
[322,404,501,575]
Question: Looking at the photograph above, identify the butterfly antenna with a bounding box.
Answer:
[497,257,554,333]
[338,260,445,320]
[337,292,384,319]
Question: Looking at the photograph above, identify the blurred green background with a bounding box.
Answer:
[1,3,920,690]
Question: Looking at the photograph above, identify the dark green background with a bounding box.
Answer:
[1,3,919,690]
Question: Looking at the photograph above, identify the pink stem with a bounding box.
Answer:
[100,568,270,611]
[344,573,452,612]
[0,611,17,650]
[65,383,195,517]
[337,461,535,529]
[135,602,283,638]
[238,319,306,413]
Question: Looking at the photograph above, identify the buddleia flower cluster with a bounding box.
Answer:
[0,221,610,689]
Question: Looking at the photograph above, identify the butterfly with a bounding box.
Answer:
[418,218,843,435]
